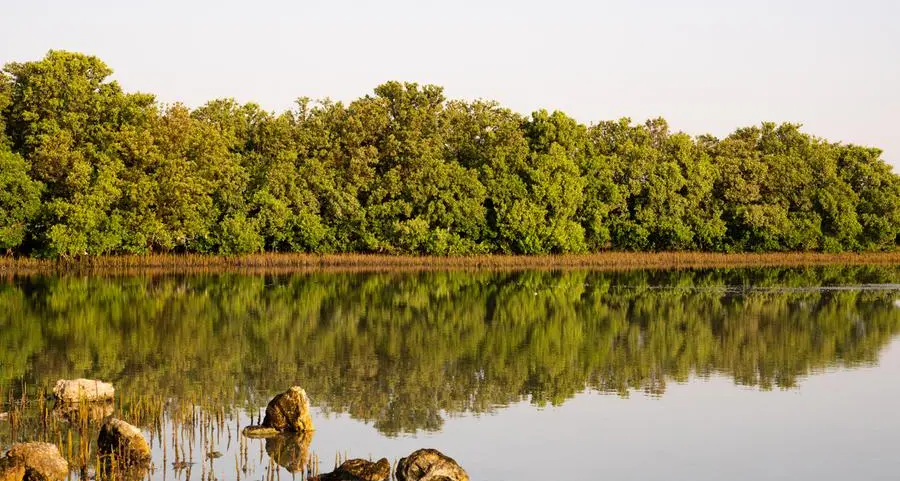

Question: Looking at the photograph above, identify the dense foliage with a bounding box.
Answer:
[2,267,899,434]
[2,51,899,257]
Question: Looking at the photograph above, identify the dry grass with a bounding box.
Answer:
[2,251,900,276]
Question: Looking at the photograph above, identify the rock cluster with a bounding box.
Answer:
[0,383,468,481]
[238,388,468,481]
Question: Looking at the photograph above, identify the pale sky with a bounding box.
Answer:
[2,0,899,168]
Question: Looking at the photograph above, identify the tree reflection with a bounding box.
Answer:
[1,266,899,435]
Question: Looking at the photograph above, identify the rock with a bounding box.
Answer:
[241,426,280,438]
[315,458,390,481]
[264,432,313,473]
[0,457,24,481]
[3,443,69,481]
[262,386,314,432]
[97,418,151,465]
[395,449,468,481]
[52,379,114,403]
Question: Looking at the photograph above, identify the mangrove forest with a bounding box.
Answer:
[2,51,899,258]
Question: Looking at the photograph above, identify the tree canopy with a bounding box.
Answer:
[2,51,899,257]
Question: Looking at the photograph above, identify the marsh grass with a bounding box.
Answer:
[1,387,352,481]
[3,251,900,276]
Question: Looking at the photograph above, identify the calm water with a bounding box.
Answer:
[2,267,900,480]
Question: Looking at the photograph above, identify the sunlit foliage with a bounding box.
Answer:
[2,51,899,256]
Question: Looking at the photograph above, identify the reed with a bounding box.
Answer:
[3,251,900,276]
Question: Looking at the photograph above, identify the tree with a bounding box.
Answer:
[837,145,900,250]
[346,82,489,254]
[0,148,42,251]
[591,118,724,250]
[2,51,154,256]
[518,110,588,253]
[0,71,11,148]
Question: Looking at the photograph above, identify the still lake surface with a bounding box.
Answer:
[2,266,900,480]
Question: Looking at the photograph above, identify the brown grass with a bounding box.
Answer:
[2,251,900,276]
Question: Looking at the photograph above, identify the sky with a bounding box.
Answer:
[2,0,899,168]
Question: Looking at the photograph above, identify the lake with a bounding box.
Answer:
[2,266,900,480]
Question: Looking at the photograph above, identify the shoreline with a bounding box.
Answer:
[3,251,900,275]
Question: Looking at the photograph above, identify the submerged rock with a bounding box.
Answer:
[314,458,391,481]
[97,418,151,465]
[52,379,114,403]
[262,386,314,432]
[241,426,280,438]
[2,442,69,481]
[395,449,468,481]
[264,432,314,473]
[0,457,24,481]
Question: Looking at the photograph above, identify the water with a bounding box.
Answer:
[2,266,900,480]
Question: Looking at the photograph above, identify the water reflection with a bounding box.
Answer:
[0,266,899,438]
[265,433,313,473]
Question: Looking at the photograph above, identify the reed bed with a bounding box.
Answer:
[0,385,352,481]
[3,251,900,276]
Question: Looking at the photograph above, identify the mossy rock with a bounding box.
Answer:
[263,386,315,432]
[396,449,468,481]
[98,418,151,466]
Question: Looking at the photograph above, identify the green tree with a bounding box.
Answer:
[3,51,149,256]
[837,145,900,249]
[591,118,724,250]
[0,148,42,251]
[348,82,488,254]
[0,71,11,148]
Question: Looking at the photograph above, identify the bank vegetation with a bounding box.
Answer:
[2,51,899,258]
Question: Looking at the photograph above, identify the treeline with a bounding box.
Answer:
[2,267,899,434]
[2,51,899,257]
